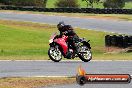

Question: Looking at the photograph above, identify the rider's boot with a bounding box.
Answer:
[65,52,72,59]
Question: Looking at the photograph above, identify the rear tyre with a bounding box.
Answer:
[78,45,92,62]
[48,45,62,62]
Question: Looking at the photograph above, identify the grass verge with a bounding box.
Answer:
[0,77,75,88]
[0,19,131,60]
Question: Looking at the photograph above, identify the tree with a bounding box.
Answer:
[103,0,125,8]
[55,0,80,8]
[10,0,34,6]
[0,0,46,7]
[0,0,11,5]
[34,0,44,7]
[82,0,100,8]
[43,0,48,8]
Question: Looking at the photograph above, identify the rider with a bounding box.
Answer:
[57,21,79,58]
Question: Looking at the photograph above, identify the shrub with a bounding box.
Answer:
[55,0,80,8]
[103,0,125,8]
[0,0,44,7]
[0,0,11,5]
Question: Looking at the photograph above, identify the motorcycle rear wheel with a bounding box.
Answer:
[48,45,62,62]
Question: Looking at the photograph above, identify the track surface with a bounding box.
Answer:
[1,61,132,88]
[0,12,132,35]
[42,83,132,88]
[0,61,132,77]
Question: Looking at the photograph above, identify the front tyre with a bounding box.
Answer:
[78,45,92,62]
[48,45,62,62]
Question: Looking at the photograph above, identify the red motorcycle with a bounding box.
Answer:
[48,33,92,62]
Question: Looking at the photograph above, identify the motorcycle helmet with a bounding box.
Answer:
[57,21,65,30]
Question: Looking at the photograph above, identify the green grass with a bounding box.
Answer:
[125,2,132,9]
[0,20,56,56]
[94,52,132,60]
[0,20,131,60]
[47,0,57,8]
[46,0,132,9]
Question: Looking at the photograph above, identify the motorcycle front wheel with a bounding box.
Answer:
[48,45,62,62]
[78,45,92,62]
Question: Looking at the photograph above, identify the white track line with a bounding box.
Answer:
[28,75,132,78]
[1,75,131,78]
[0,76,75,78]
[28,76,75,78]
[0,60,132,62]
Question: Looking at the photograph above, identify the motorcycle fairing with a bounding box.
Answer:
[54,36,68,55]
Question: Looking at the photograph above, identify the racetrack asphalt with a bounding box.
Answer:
[41,82,132,88]
[0,61,132,77]
[1,60,132,88]
[0,12,132,35]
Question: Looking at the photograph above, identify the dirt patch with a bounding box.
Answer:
[77,15,119,21]
[0,20,56,29]
[105,47,132,54]
[0,77,76,88]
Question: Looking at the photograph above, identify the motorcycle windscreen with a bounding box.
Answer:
[50,32,57,39]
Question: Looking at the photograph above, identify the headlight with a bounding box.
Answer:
[49,39,53,43]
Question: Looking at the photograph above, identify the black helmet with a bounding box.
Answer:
[57,21,65,30]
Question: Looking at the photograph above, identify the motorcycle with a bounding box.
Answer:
[48,33,92,62]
